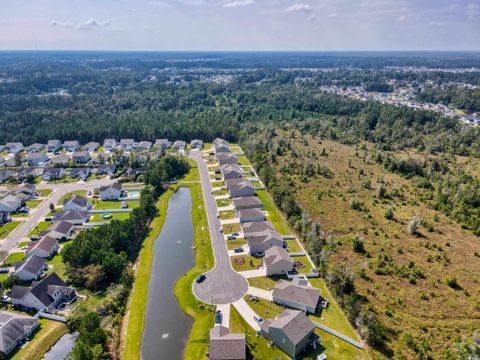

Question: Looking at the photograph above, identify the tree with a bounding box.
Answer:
[456,330,480,360]
[407,216,420,236]
[384,207,394,220]
[351,235,366,254]
[49,203,55,212]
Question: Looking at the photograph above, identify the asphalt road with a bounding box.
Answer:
[0,178,113,256]
[190,151,248,305]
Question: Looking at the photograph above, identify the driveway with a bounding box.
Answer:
[237,268,266,279]
[0,178,113,255]
[246,286,273,301]
[190,152,248,305]
[232,298,260,331]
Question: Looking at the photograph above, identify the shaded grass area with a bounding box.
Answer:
[231,255,263,272]
[256,190,290,234]
[0,221,21,239]
[37,189,53,197]
[10,319,68,360]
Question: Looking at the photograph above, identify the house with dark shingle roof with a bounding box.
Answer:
[263,245,293,276]
[0,194,22,213]
[63,140,80,152]
[99,182,122,200]
[63,194,91,211]
[273,278,321,314]
[47,220,74,240]
[13,255,47,281]
[220,164,242,180]
[49,153,71,166]
[103,139,117,151]
[42,167,65,181]
[173,140,186,150]
[72,151,91,164]
[97,164,116,175]
[241,221,284,255]
[0,311,38,355]
[236,208,265,223]
[53,210,90,225]
[260,309,319,358]
[70,167,91,181]
[208,325,246,360]
[25,143,45,153]
[47,139,62,153]
[232,196,262,210]
[26,235,59,259]
[120,139,135,151]
[190,139,204,149]
[225,178,254,198]
[9,272,76,312]
[216,153,237,166]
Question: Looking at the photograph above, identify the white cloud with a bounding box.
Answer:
[223,0,255,8]
[50,20,74,28]
[396,15,407,22]
[285,4,313,13]
[78,19,110,31]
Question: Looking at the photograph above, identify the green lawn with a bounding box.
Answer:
[90,212,131,222]
[219,210,236,220]
[236,156,251,166]
[256,190,291,234]
[10,319,68,360]
[286,239,304,253]
[0,273,9,281]
[250,181,262,187]
[231,255,263,272]
[93,199,140,210]
[213,189,228,196]
[26,199,43,209]
[28,221,51,237]
[0,221,21,239]
[216,198,232,208]
[47,254,66,278]
[229,306,289,360]
[17,241,30,248]
[226,238,247,250]
[292,255,313,274]
[244,296,283,320]
[222,222,240,234]
[211,181,224,188]
[37,188,53,197]
[248,275,287,290]
[4,252,25,265]
[58,190,87,204]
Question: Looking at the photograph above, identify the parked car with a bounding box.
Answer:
[226,234,236,240]
[44,217,53,222]
[219,228,224,233]
[0,268,9,274]
[234,247,243,253]
[254,315,263,324]
[30,235,40,241]
[196,274,206,283]
[215,311,222,324]
[317,355,327,360]
[214,170,221,174]
[253,251,264,257]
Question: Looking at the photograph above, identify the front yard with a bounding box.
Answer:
[4,251,25,265]
[219,210,236,220]
[222,222,240,234]
[226,238,247,250]
[37,188,53,197]
[216,198,232,208]
[248,275,287,290]
[26,199,43,209]
[230,255,263,272]
[28,221,51,237]
[0,221,21,239]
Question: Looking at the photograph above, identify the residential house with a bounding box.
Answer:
[103,139,117,151]
[272,278,321,314]
[214,143,230,154]
[213,138,229,147]
[241,221,284,255]
[72,151,90,164]
[50,153,71,166]
[70,167,90,181]
[83,142,100,152]
[0,194,22,213]
[225,179,255,198]
[63,141,80,153]
[42,168,65,181]
[5,142,23,154]
[260,309,319,358]
[26,235,59,259]
[236,208,265,223]
[0,212,11,225]
[0,157,5,166]
[9,272,76,312]
[220,164,242,180]
[13,255,47,281]
[47,220,74,240]
[99,182,122,200]
[0,170,15,183]
[91,152,111,165]
[47,140,62,153]
[190,139,203,149]
[173,140,186,151]
[4,157,17,167]
[138,141,152,151]
[25,143,45,153]
[154,139,169,150]
[263,246,293,276]
[120,139,135,151]
[208,325,246,360]
[232,196,262,210]
[216,153,238,166]
[0,311,38,355]
[15,184,37,199]
[26,152,49,166]
[53,210,89,225]
[97,164,116,176]
[17,168,41,183]
[63,194,91,211]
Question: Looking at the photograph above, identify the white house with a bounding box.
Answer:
[63,194,91,211]
[103,139,117,151]
[99,182,122,200]
[272,278,321,314]
[63,141,80,153]
[26,235,59,259]
[0,311,38,355]
[263,246,293,276]
[47,220,75,240]
[120,139,135,151]
[13,255,47,281]
[5,142,23,154]
[47,139,62,153]
[0,194,22,213]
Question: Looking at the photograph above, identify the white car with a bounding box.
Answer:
[317,354,327,360]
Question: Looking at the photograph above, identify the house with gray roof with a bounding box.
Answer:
[273,278,321,314]
[213,138,229,147]
[0,194,22,213]
[47,139,62,153]
[53,210,89,225]
[190,139,203,149]
[25,143,45,153]
[0,170,15,183]
[26,235,59,259]
[120,139,135,151]
[63,194,91,211]
[216,153,237,166]
[225,178,254,198]
[220,164,242,180]
[208,325,246,360]
[241,221,284,255]
[138,141,152,151]
[173,140,186,150]
[42,167,65,181]
[97,164,116,175]
[26,152,49,166]
[50,153,70,166]
[15,184,37,199]
[0,311,38,355]
[237,208,265,223]
[47,220,74,240]
[232,196,262,210]
[63,141,80,152]
[99,182,122,200]
[0,157,5,166]
[263,245,293,276]
[70,167,90,181]
[72,151,91,164]
[13,255,47,281]
[103,139,117,151]
[154,139,169,149]
[16,168,41,183]
[5,142,23,154]
[9,272,76,312]
[83,142,100,152]
[260,309,319,358]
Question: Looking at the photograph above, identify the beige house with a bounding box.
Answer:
[272,278,321,314]
[208,325,246,360]
[263,245,293,276]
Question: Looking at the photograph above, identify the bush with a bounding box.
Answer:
[352,235,366,254]
[384,207,394,220]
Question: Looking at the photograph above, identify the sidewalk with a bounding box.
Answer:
[232,298,260,331]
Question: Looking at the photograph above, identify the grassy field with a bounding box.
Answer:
[11,319,68,360]
[216,198,232,208]
[274,135,480,358]
[47,254,66,278]
[236,156,251,166]
[222,222,240,234]
[4,251,24,265]
[231,255,263,272]
[219,210,235,220]
[285,238,303,252]
[26,199,43,209]
[37,189,53,197]
[256,190,291,234]
[122,188,175,360]
[0,221,21,239]
[248,275,287,290]
[245,296,283,320]
[90,212,131,222]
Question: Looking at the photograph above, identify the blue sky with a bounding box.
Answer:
[1,0,479,50]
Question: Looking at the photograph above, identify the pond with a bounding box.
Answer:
[141,187,195,360]
[42,332,77,360]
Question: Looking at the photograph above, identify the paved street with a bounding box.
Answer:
[190,151,248,305]
[0,178,113,255]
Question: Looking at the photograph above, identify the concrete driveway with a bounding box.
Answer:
[190,152,248,305]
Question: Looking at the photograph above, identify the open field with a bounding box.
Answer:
[256,190,291,234]
[0,221,21,239]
